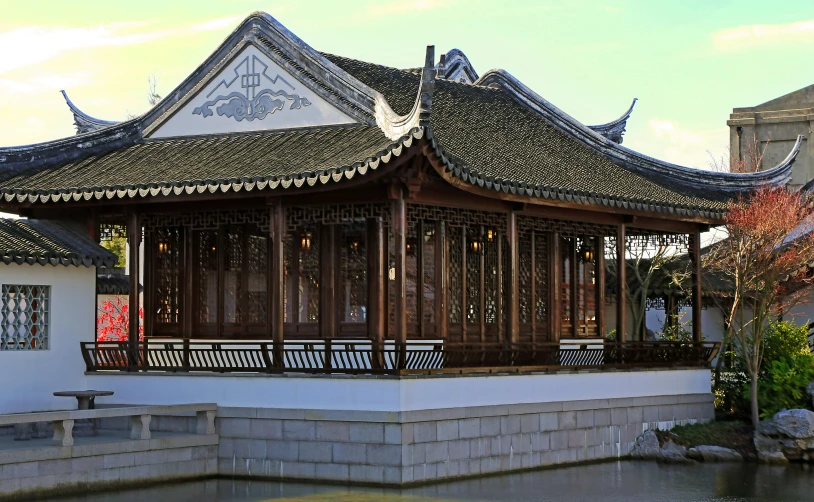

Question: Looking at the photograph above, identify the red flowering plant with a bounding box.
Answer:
[96,296,144,342]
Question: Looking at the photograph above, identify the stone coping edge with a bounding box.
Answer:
[208,393,714,422]
[85,366,709,380]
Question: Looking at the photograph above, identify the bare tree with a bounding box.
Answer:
[147,73,161,107]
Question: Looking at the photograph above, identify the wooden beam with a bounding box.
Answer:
[616,224,627,343]
[392,193,407,345]
[595,237,606,339]
[270,201,286,344]
[319,224,337,339]
[691,228,703,343]
[127,211,141,365]
[435,220,447,341]
[506,212,519,343]
[549,232,561,343]
[366,216,386,346]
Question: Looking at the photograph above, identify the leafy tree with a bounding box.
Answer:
[704,187,814,426]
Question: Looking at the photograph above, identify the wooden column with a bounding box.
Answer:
[549,232,561,343]
[366,217,386,346]
[270,202,286,344]
[319,224,337,339]
[691,229,703,343]
[616,224,627,343]
[435,221,447,341]
[506,212,519,343]
[570,240,578,338]
[595,237,606,338]
[392,195,407,346]
[127,211,141,366]
[182,229,194,338]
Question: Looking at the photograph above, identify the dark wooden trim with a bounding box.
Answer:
[595,237,606,339]
[461,228,468,342]
[143,231,154,339]
[270,202,286,344]
[127,211,141,361]
[182,228,193,338]
[216,226,225,338]
[530,230,537,343]
[616,224,627,343]
[319,223,337,339]
[366,216,386,345]
[570,238,578,338]
[691,228,703,343]
[549,232,560,343]
[392,194,407,345]
[417,220,425,338]
[479,226,486,343]
[435,220,447,341]
[506,212,519,343]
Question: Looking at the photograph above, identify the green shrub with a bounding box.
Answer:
[757,354,814,419]
[659,314,697,342]
[762,321,811,367]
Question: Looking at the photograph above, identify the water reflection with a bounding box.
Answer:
[40,461,814,502]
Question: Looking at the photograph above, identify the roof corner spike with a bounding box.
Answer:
[60,90,119,135]
[589,98,638,144]
[417,46,437,126]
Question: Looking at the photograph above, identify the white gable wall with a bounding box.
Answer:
[150,45,356,138]
[0,263,95,414]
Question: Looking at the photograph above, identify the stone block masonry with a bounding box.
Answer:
[217,393,714,485]
[0,433,218,501]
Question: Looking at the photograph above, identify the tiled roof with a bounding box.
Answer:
[0,218,117,267]
[0,125,419,202]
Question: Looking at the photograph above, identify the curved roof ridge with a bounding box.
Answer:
[0,218,117,268]
[374,46,436,140]
[588,98,637,144]
[60,90,119,135]
[474,68,796,191]
[438,48,478,83]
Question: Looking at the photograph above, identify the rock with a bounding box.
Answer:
[756,419,779,436]
[631,430,661,460]
[754,431,789,465]
[773,409,814,439]
[807,381,814,407]
[687,445,743,462]
[660,440,693,463]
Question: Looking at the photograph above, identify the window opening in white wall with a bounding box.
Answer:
[1,285,50,350]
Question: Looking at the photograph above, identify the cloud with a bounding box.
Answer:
[649,119,704,146]
[364,0,449,17]
[0,16,241,75]
[642,120,728,169]
[713,18,814,45]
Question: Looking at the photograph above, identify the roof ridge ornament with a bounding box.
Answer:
[60,90,119,135]
[374,45,436,140]
[588,98,637,144]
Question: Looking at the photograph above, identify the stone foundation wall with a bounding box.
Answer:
[217,393,714,485]
[0,434,218,500]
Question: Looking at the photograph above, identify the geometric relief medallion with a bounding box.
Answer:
[1,285,50,350]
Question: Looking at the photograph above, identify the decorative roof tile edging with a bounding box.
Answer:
[0,129,424,204]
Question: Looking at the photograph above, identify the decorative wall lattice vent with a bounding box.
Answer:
[1,285,50,350]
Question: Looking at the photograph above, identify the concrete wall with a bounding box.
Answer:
[214,391,713,485]
[87,369,712,412]
[0,263,95,414]
[84,369,713,485]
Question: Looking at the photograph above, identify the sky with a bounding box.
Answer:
[1,0,814,169]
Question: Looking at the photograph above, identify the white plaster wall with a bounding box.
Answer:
[87,368,711,412]
[0,263,95,413]
[645,306,726,344]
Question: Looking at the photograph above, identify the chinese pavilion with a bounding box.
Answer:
[0,12,800,375]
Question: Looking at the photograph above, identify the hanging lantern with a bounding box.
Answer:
[486,228,496,242]
[470,238,482,254]
[300,231,312,253]
[579,240,595,263]
[157,242,168,254]
[406,237,418,257]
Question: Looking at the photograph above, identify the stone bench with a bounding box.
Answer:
[0,403,216,447]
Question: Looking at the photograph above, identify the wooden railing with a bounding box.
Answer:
[81,340,720,375]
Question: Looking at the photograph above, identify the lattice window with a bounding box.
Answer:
[406,223,418,327]
[483,229,500,325]
[447,226,463,324]
[422,224,436,326]
[1,285,49,350]
[465,227,481,324]
[247,234,268,324]
[154,228,181,325]
[340,222,367,323]
[533,232,549,331]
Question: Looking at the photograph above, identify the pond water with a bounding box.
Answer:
[41,461,814,502]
